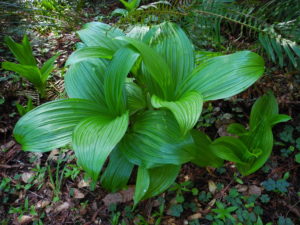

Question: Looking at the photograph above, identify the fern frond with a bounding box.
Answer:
[116,0,300,68]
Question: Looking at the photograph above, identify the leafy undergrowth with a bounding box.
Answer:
[0,95,299,224]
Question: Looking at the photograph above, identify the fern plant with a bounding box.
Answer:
[117,0,300,69]
[13,21,265,204]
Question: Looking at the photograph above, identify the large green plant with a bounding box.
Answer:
[14,22,265,204]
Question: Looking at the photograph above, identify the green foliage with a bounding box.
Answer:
[16,97,35,116]
[295,153,300,164]
[13,21,265,204]
[211,92,291,175]
[118,0,300,69]
[168,204,184,217]
[261,178,290,193]
[2,35,59,97]
[278,216,294,225]
[212,201,238,222]
[120,0,141,12]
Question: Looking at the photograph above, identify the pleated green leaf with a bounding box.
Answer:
[73,112,129,181]
[2,62,43,88]
[237,92,291,175]
[190,130,223,168]
[104,47,140,116]
[151,91,203,135]
[77,22,125,51]
[227,123,248,136]
[65,47,113,66]
[134,164,180,205]
[211,137,252,164]
[142,164,180,200]
[14,99,108,152]
[116,36,172,98]
[120,110,194,168]
[180,51,265,101]
[238,126,273,175]
[212,92,291,176]
[144,22,195,94]
[101,148,134,192]
[40,53,60,82]
[134,167,150,206]
[4,35,37,66]
[125,80,146,115]
[249,91,291,128]
[65,59,108,105]
[126,25,150,40]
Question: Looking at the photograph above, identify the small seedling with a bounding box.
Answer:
[212,201,238,222]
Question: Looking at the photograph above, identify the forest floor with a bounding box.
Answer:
[0,1,300,225]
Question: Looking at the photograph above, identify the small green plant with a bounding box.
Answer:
[278,216,294,225]
[212,201,238,222]
[14,21,266,205]
[16,97,35,116]
[210,92,291,175]
[120,0,141,12]
[2,35,60,97]
[261,178,290,193]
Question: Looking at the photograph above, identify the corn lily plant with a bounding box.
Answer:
[14,22,265,204]
[2,35,60,97]
[211,92,291,175]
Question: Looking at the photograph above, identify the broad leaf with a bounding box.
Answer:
[211,136,254,164]
[73,112,129,181]
[65,47,113,66]
[101,148,134,192]
[40,53,60,82]
[2,62,42,87]
[134,164,180,205]
[144,22,195,95]
[179,51,264,101]
[125,80,146,115]
[249,91,291,128]
[14,99,108,152]
[151,91,203,135]
[65,59,108,105]
[104,47,140,116]
[190,130,223,168]
[77,22,125,51]
[227,123,248,136]
[134,167,150,206]
[120,110,194,168]
[116,36,172,99]
[143,164,180,200]
[120,0,140,11]
[4,35,36,66]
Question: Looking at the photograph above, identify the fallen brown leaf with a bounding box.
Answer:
[102,186,135,206]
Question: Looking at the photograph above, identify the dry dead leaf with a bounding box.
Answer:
[73,188,85,199]
[21,172,35,183]
[0,140,15,151]
[102,186,135,206]
[55,202,70,212]
[248,185,262,196]
[17,215,33,225]
[188,213,202,220]
[208,180,217,194]
[78,179,90,188]
[236,184,248,192]
[36,200,50,209]
[47,149,59,161]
